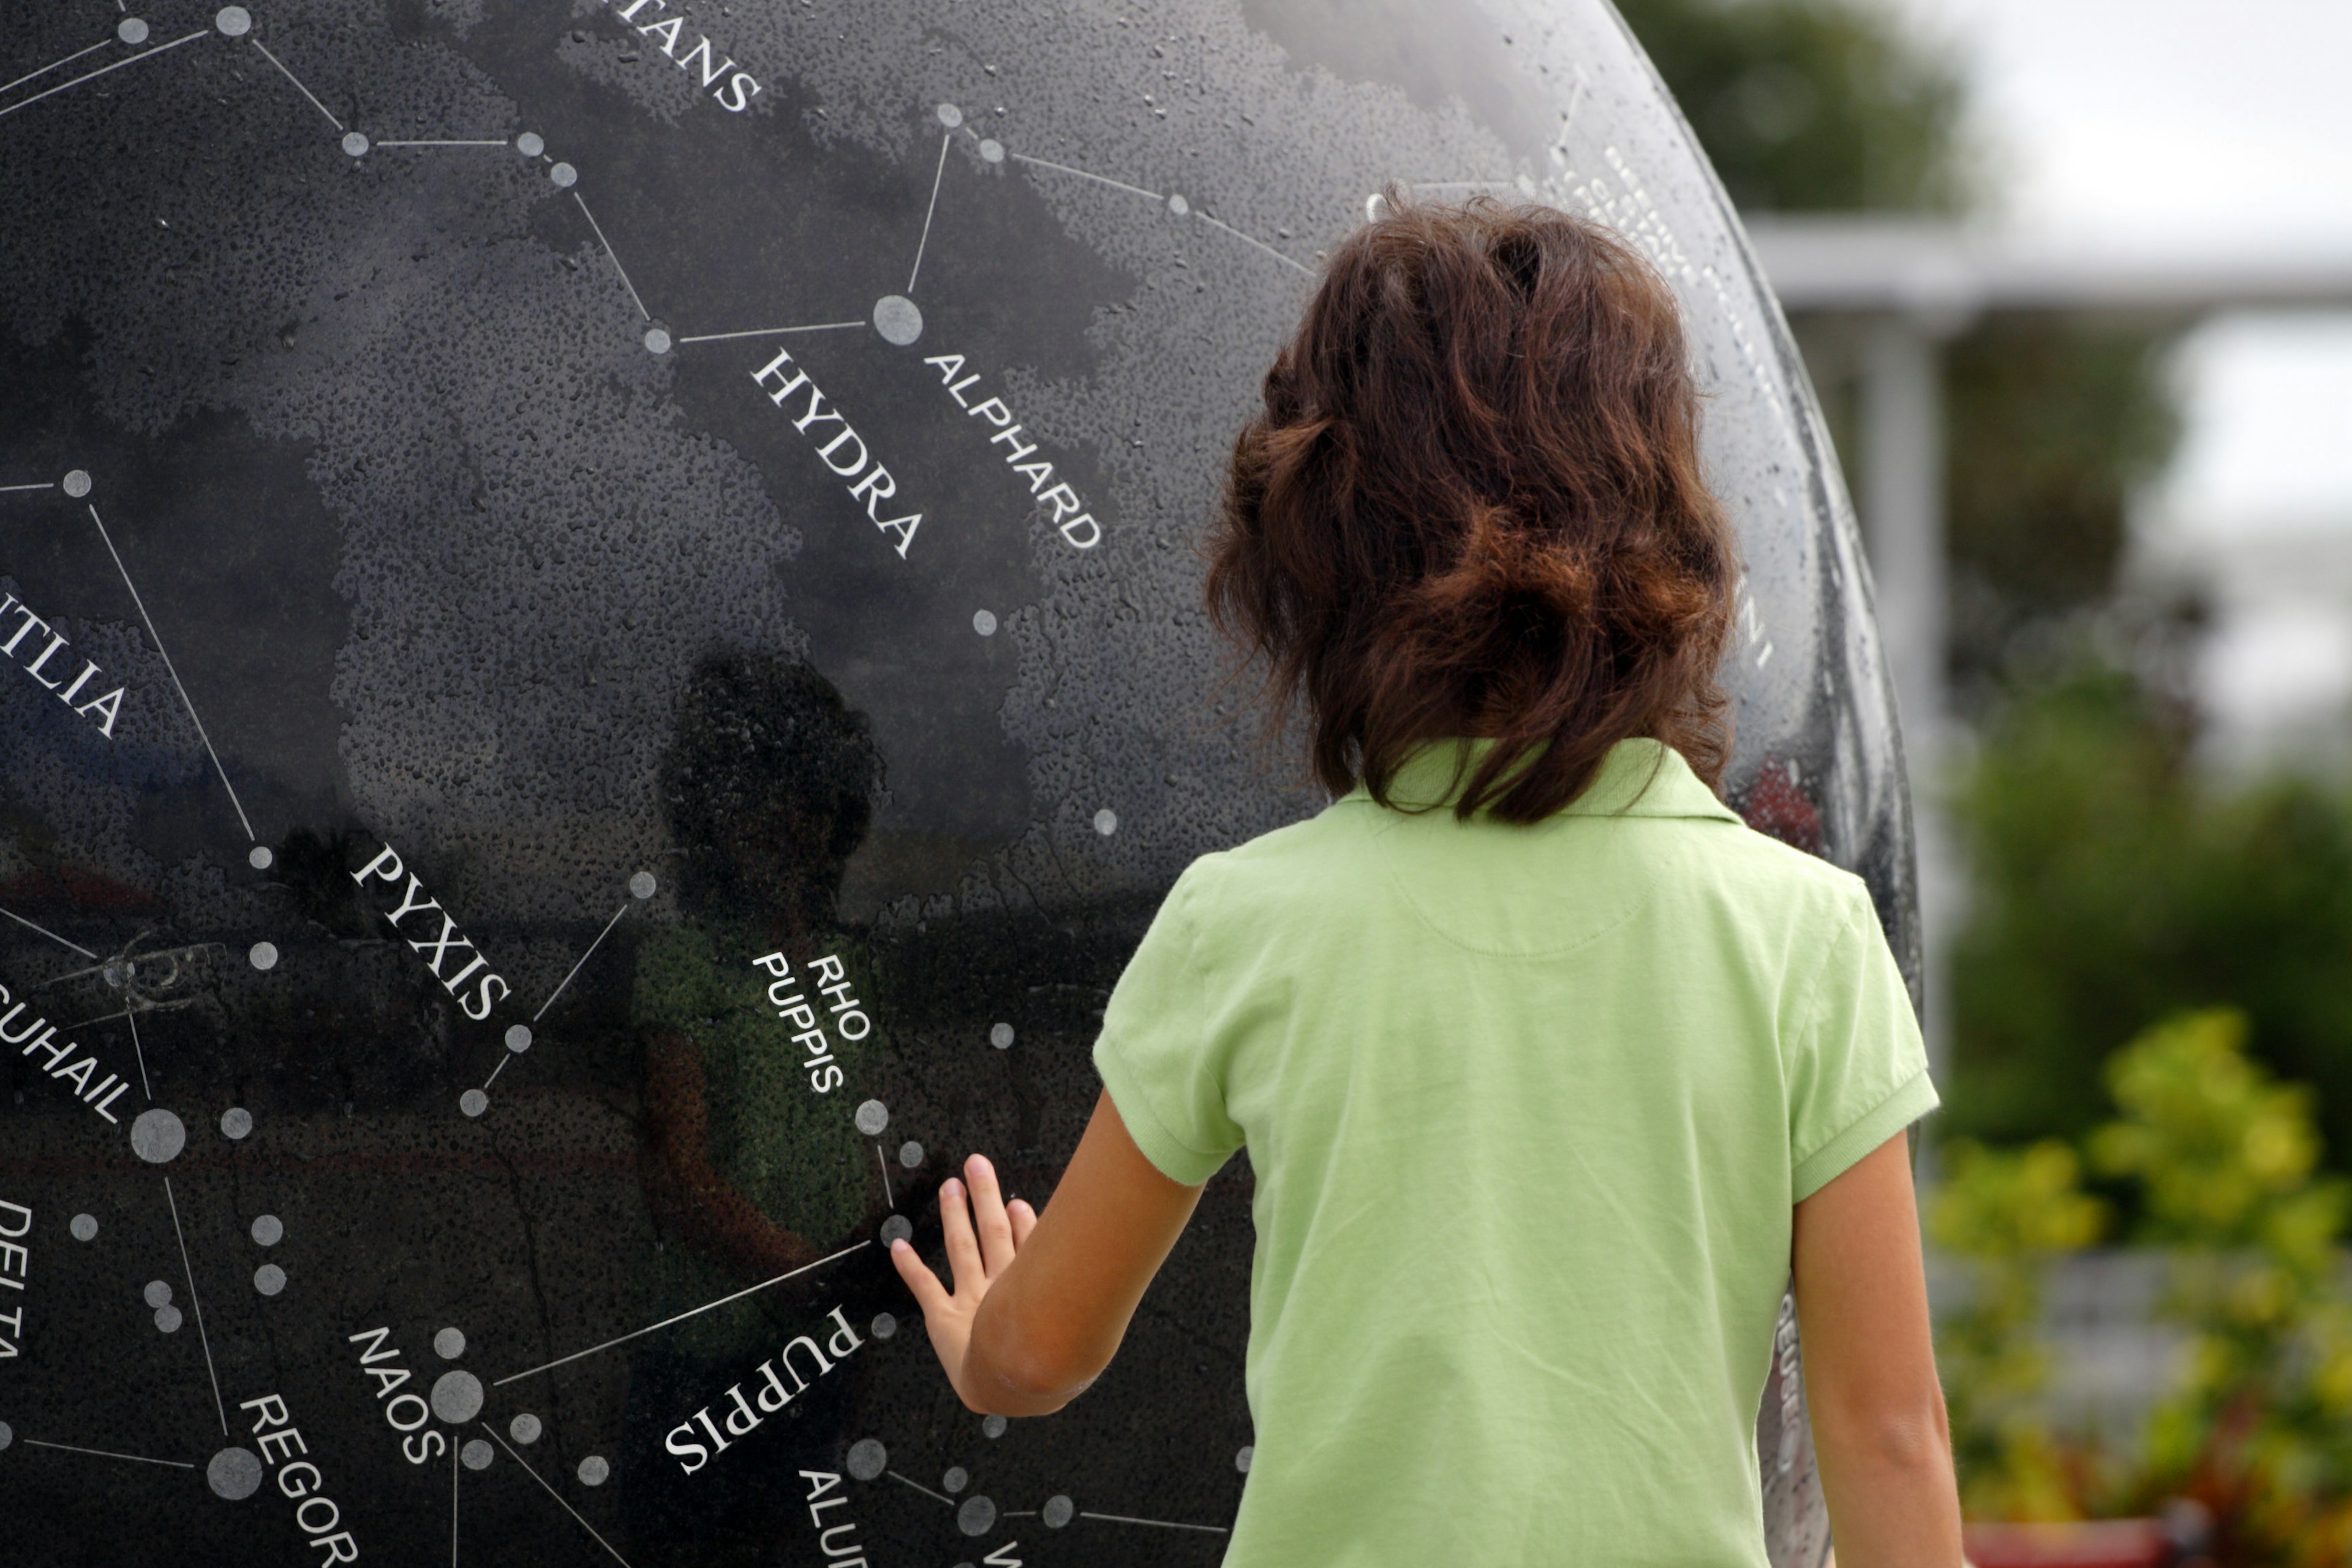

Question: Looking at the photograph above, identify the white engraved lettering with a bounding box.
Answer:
[352,843,511,1021]
[0,588,126,738]
[751,350,924,559]
[924,353,1104,549]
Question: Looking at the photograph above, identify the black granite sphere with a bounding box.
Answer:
[0,4,1903,1564]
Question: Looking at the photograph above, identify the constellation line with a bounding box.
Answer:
[450,1434,459,1568]
[1196,212,1311,274]
[1008,151,1163,203]
[0,37,110,99]
[1079,1510,1231,1533]
[571,192,649,321]
[40,956,111,988]
[20,1438,195,1470]
[59,1005,143,1031]
[673,322,862,345]
[375,139,507,148]
[163,1175,228,1436]
[0,30,206,123]
[0,903,99,959]
[40,945,217,989]
[875,1142,894,1210]
[493,1240,869,1385]
[128,1008,151,1100]
[885,1469,956,1506]
[907,131,951,293]
[0,481,59,494]
[481,1052,510,1091]
[489,1432,635,1568]
[247,37,344,133]
[533,899,630,1022]
[1006,153,1306,274]
[89,505,256,841]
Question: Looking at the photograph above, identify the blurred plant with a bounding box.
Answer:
[1943,325,2185,713]
[1936,1009,2352,1560]
[1612,0,1970,213]
[1950,663,2352,1166]
[2092,1011,2352,1561]
[1929,1136,2107,1520]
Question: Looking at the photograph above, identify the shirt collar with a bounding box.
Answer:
[1348,736,1741,822]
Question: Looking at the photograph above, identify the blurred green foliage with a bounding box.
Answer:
[1612,0,1969,212]
[1944,327,2185,709]
[1948,665,2352,1161]
[1936,1011,2352,1559]
[1929,1136,2107,1520]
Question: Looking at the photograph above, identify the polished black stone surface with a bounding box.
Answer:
[0,2,1907,1563]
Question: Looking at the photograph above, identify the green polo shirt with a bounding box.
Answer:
[1093,738,1934,1565]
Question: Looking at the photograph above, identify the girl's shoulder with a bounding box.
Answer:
[1164,769,1883,967]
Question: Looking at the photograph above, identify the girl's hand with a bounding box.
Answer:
[890,1152,1038,1408]
[887,1093,1205,1417]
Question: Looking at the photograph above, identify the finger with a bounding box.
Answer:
[965,1154,1016,1275]
[1007,1197,1038,1250]
[939,1177,985,1295]
[889,1237,952,1317]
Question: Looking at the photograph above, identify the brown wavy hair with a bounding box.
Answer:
[1205,194,1738,823]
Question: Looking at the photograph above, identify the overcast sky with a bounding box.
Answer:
[1907,0,2352,254]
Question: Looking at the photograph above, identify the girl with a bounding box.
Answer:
[891,197,1962,1567]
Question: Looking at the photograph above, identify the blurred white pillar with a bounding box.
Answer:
[1858,314,1959,1095]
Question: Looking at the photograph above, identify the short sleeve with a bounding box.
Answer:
[1092,860,1246,1186]
[1787,889,1939,1202]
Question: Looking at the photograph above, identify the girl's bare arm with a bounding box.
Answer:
[1793,1131,1965,1567]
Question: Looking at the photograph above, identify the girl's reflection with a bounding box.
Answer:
[638,650,884,1285]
